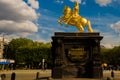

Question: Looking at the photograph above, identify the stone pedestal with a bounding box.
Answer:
[51,32,103,79]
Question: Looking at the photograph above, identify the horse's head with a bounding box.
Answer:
[63,6,72,17]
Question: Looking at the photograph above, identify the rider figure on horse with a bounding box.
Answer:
[58,1,94,32]
[65,1,79,24]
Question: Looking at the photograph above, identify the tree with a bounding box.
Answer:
[6,38,52,69]
[6,38,34,59]
[101,46,120,66]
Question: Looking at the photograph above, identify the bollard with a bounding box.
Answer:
[1,74,6,80]
[36,72,39,79]
[107,77,111,80]
[111,70,114,78]
[11,72,16,80]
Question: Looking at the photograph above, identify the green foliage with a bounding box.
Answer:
[101,48,111,64]
[101,46,120,65]
[7,38,34,59]
[6,38,52,69]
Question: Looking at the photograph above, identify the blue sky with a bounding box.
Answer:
[38,0,120,48]
[0,0,120,48]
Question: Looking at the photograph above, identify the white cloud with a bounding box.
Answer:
[102,43,114,48]
[0,0,39,38]
[0,0,38,21]
[28,0,39,9]
[95,0,112,6]
[100,31,120,48]
[0,20,38,33]
[70,0,81,4]
[110,21,120,34]
[82,1,86,5]
[55,0,64,4]
[69,0,86,5]
[30,34,51,42]
[88,15,120,48]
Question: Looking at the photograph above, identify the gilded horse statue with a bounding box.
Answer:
[58,1,94,32]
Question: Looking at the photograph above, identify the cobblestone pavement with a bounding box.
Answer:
[0,70,120,80]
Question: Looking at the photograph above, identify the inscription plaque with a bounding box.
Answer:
[68,48,87,62]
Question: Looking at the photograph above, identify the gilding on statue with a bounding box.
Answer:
[58,1,94,32]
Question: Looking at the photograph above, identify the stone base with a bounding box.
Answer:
[52,67,62,78]
[51,32,103,79]
[50,78,101,80]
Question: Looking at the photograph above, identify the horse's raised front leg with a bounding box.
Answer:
[87,20,94,32]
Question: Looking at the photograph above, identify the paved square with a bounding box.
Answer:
[0,70,120,80]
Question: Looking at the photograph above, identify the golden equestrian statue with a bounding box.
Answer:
[58,1,94,32]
